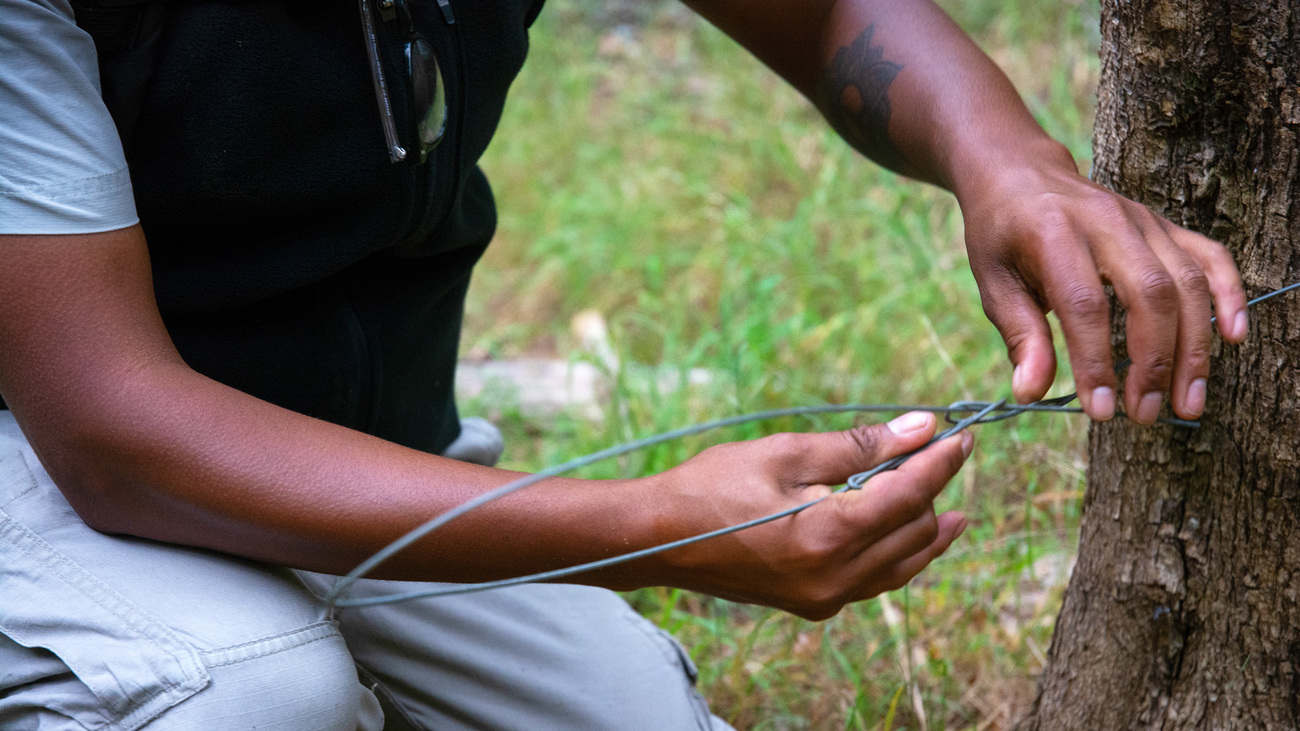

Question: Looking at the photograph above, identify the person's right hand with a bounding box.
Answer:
[638,412,971,620]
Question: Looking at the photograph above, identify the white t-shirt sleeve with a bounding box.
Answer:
[0,0,139,234]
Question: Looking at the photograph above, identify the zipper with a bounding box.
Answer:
[428,0,468,245]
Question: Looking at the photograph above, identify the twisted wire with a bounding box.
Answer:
[325,281,1299,610]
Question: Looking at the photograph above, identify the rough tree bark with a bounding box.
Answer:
[1020,1,1300,728]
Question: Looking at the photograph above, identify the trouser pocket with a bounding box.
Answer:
[0,447,210,731]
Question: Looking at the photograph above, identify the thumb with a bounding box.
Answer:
[780,411,938,488]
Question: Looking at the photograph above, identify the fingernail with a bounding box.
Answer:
[1136,391,1163,424]
[1090,386,1116,421]
[888,411,931,435]
[1233,310,1249,342]
[957,515,969,538]
[961,431,974,458]
[1012,365,1025,401]
[1186,378,1207,416]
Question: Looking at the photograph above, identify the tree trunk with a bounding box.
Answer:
[1021,1,1300,728]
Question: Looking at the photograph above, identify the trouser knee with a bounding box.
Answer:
[147,626,382,731]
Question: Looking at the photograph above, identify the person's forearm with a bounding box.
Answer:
[0,228,972,613]
[688,0,1073,195]
[814,0,1075,196]
[60,364,658,583]
[37,367,666,586]
[689,0,1248,423]
[0,228,657,586]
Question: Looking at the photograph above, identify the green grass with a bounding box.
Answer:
[461,1,1101,728]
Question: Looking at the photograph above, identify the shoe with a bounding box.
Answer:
[440,417,504,467]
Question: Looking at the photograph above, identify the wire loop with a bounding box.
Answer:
[324,281,1299,610]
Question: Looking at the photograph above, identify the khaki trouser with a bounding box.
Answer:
[0,411,730,730]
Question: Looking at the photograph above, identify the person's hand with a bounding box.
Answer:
[641,412,970,620]
[957,149,1248,424]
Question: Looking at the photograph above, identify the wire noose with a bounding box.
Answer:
[325,281,1300,610]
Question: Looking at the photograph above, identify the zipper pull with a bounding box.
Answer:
[436,0,454,24]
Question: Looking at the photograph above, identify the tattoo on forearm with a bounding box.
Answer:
[824,24,904,170]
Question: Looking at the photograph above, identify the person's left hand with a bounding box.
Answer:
[955,148,1247,424]
[634,411,969,620]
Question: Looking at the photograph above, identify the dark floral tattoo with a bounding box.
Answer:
[823,24,905,171]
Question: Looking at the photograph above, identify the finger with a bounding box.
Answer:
[834,431,972,542]
[1093,206,1202,424]
[1141,221,1214,420]
[1073,207,1183,425]
[855,505,941,571]
[976,268,1058,404]
[1161,221,1248,343]
[1031,228,1118,421]
[770,411,939,488]
[852,510,968,600]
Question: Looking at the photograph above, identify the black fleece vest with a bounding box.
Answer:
[77,0,544,454]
